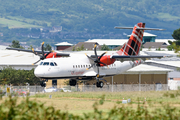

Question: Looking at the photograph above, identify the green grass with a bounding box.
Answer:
[0,17,42,28]
[32,90,180,116]
[153,13,180,21]
[7,16,51,27]
[1,91,180,119]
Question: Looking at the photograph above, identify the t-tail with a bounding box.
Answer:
[115,22,165,56]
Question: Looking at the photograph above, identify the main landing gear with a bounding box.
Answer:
[69,79,77,86]
[96,81,104,88]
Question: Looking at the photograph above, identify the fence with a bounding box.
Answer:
[0,84,170,96]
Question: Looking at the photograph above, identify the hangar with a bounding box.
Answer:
[86,64,171,85]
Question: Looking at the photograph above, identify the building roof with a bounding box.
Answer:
[55,42,73,46]
[0,50,39,65]
[143,42,168,48]
[124,64,172,74]
[155,39,175,45]
[127,32,157,37]
[64,42,101,51]
[86,39,128,46]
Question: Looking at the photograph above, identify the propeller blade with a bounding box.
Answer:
[87,63,95,70]
[32,59,41,65]
[99,61,107,66]
[97,66,99,77]
[85,54,95,61]
[44,51,51,58]
[41,42,45,58]
[98,52,107,61]
[94,43,98,60]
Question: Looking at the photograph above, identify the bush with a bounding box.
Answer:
[1,94,180,119]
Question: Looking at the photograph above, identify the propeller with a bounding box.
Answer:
[32,42,52,65]
[85,43,108,78]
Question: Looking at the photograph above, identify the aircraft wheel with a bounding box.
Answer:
[96,82,99,87]
[69,79,77,86]
[40,81,46,87]
[99,81,104,88]
[96,81,103,88]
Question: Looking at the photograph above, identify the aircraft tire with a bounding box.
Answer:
[40,81,46,87]
[99,81,103,88]
[96,82,99,87]
[69,79,77,86]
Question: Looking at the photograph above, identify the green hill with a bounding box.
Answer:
[0,0,180,46]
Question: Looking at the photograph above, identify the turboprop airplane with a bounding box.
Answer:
[34,23,166,88]
[7,23,165,88]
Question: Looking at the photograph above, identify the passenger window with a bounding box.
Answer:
[40,62,43,65]
[43,62,49,66]
[50,62,54,66]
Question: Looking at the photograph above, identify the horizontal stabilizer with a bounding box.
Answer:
[114,27,165,31]
[111,55,164,62]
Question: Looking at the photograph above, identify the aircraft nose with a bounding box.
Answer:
[34,67,44,77]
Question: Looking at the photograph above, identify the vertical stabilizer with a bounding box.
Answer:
[116,23,145,56]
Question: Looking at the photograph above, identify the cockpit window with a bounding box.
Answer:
[54,62,57,66]
[50,62,54,66]
[43,62,49,66]
[40,62,43,65]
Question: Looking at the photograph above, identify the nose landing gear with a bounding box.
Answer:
[40,79,48,87]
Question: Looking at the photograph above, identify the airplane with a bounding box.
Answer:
[7,23,165,88]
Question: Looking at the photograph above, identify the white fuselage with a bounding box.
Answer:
[34,54,138,80]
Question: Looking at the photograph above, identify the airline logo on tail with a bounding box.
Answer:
[116,23,145,56]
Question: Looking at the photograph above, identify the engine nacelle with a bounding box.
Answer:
[99,55,115,66]
[45,52,60,58]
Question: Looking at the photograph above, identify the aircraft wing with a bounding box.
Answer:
[110,55,164,62]
[6,47,70,57]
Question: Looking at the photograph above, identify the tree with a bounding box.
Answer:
[44,44,52,51]
[101,44,110,51]
[0,67,40,85]
[28,45,33,50]
[9,40,24,49]
[172,28,180,45]
[72,44,85,51]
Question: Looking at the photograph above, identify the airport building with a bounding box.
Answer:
[84,32,175,50]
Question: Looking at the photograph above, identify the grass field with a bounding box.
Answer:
[28,90,180,115]
[1,90,180,119]
[0,17,42,28]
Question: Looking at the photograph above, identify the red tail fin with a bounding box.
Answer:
[117,23,145,56]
